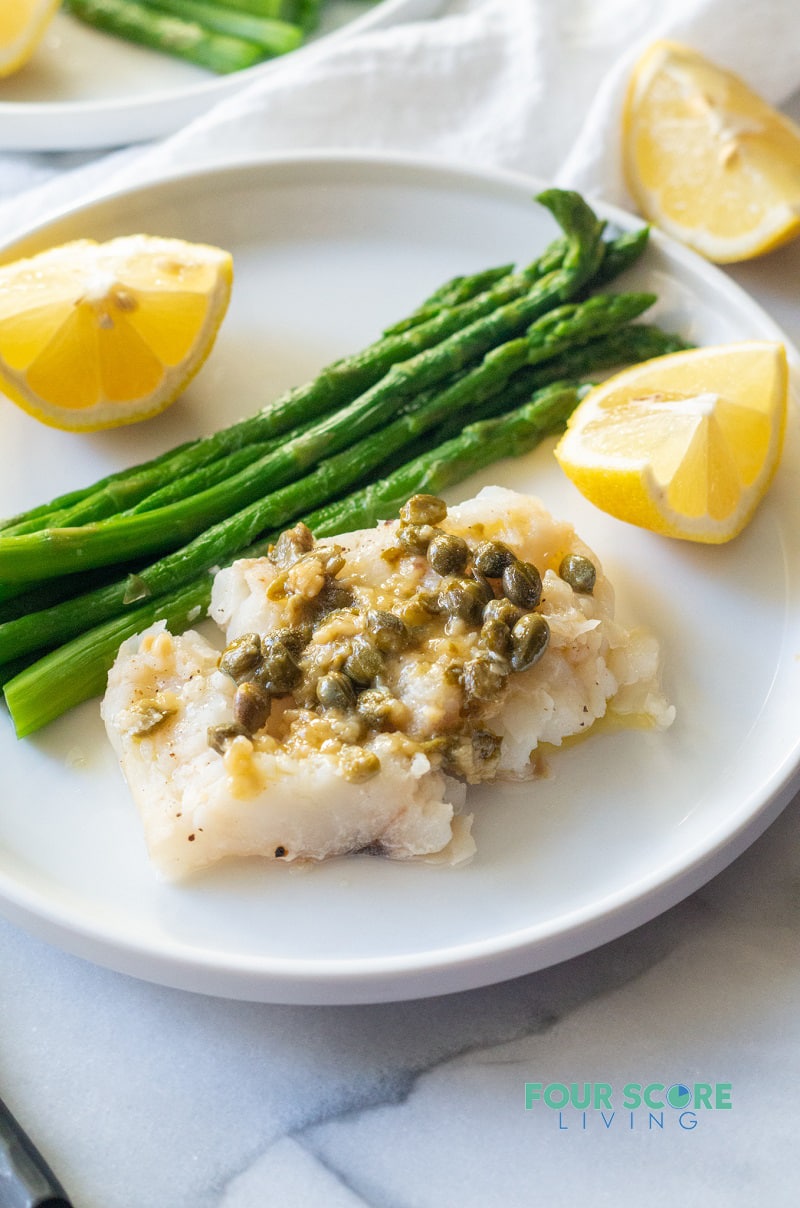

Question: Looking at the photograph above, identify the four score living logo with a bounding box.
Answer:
[524,1081,733,1131]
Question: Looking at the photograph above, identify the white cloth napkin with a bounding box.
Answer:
[1,0,800,239]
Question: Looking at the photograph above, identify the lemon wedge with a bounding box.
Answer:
[0,235,233,432]
[0,0,59,78]
[622,40,800,263]
[553,342,788,543]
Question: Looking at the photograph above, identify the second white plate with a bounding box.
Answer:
[0,153,799,1004]
[0,0,444,151]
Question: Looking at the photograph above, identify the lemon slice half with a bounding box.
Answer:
[623,40,800,263]
[554,342,788,543]
[0,235,233,432]
[0,0,59,78]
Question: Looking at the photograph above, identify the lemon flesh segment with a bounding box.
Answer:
[0,235,233,432]
[0,0,59,78]
[553,342,788,543]
[623,40,800,262]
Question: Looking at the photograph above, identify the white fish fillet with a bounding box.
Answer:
[102,487,674,879]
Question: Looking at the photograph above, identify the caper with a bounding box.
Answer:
[343,636,384,686]
[482,597,523,628]
[461,655,508,709]
[480,617,513,659]
[219,632,263,683]
[502,559,542,609]
[399,494,448,526]
[356,687,396,729]
[473,539,515,578]
[316,671,357,711]
[233,681,271,734]
[469,567,495,604]
[207,723,248,754]
[399,591,441,628]
[311,580,355,621]
[438,577,486,625]
[272,624,312,658]
[366,609,410,654]
[510,612,550,672]
[269,522,315,568]
[396,522,436,554]
[559,552,597,595]
[416,589,442,615]
[427,531,469,576]
[254,636,301,694]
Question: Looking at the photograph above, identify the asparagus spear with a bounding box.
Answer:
[204,0,304,17]
[0,192,606,583]
[388,238,573,334]
[0,430,211,536]
[0,560,152,627]
[519,321,693,387]
[64,0,270,73]
[296,0,322,33]
[4,576,213,737]
[588,226,650,288]
[54,416,316,526]
[0,652,51,693]
[3,385,583,737]
[308,385,583,536]
[137,0,304,52]
[27,435,291,532]
[384,264,516,336]
[424,323,693,451]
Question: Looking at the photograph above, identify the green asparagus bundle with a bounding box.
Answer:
[0,195,578,540]
[0,292,644,584]
[63,0,305,72]
[136,0,304,49]
[0,189,690,735]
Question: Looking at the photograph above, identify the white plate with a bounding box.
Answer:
[0,0,443,151]
[0,153,799,1005]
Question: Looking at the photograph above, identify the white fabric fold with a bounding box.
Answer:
[1,0,800,239]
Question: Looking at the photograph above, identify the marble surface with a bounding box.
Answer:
[3,139,800,1208]
[1,796,798,1206]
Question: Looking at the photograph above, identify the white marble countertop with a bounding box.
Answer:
[2,788,799,1206]
[2,162,800,1208]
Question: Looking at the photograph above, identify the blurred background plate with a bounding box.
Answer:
[0,0,444,151]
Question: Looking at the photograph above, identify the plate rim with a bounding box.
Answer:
[0,149,798,1004]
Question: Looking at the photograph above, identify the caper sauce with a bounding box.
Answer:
[212,495,593,784]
